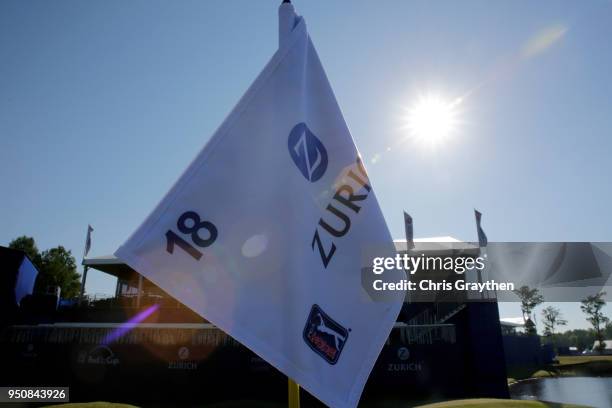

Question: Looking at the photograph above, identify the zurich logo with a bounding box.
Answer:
[397,347,410,361]
[303,304,348,365]
[288,123,328,182]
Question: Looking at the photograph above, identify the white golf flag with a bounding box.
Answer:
[116,15,404,408]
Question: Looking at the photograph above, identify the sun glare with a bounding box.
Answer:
[404,94,460,147]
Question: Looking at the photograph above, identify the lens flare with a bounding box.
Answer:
[102,303,159,344]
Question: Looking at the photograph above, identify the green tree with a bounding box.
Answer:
[36,246,81,299]
[513,285,544,335]
[7,237,82,299]
[580,291,609,353]
[542,306,567,337]
[541,306,567,351]
[8,236,41,266]
[524,317,537,336]
[553,328,594,351]
[605,321,612,340]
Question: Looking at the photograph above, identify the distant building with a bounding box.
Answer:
[591,340,612,355]
[500,318,524,335]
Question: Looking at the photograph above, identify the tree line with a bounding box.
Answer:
[7,236,81,299]
[513,285,610,353]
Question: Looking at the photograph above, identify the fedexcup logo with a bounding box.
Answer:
[288,123,328,182]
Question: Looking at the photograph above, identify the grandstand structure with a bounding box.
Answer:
[1,237,509,403]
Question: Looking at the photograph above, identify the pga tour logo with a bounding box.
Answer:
[288,122,328,182]
[303,304,349,364]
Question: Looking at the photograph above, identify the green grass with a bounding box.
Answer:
[415,398,590,408]
[531,369,558,378]
[552,355,612,377]
[556,355,612,365]
[507,355,612,383]
[44,399,594,408]
[44,403,139,408]
[45,403,288,408]
[202,402,285,408]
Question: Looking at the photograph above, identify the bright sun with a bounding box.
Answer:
[404,94,460,147]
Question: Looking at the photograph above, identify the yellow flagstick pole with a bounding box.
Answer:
[288,378,300,408]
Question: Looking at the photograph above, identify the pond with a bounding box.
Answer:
[510,377,612,408]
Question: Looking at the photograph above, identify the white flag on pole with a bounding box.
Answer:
[115,12,404,408]
[404,212,414,250]
[475,209,488,247]
[84,225,93,258]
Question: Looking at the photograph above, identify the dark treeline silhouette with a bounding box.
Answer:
[7,236,80,299]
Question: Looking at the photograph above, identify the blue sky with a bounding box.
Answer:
[1,0,611,331]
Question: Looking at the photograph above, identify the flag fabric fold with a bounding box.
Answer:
[115,16,404,408]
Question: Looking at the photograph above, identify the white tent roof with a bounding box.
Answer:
[393,237,479,253]
[500,317,525,327]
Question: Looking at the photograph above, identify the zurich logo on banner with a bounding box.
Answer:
[303,304,349,364]
[288,123,328,182]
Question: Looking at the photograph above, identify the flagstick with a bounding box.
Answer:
[278,0,296,48]
[288,378,300,408]
[78,265,88,305]
[474,209,488,300]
